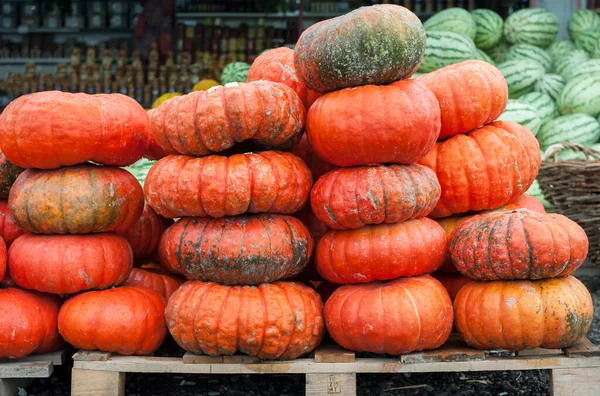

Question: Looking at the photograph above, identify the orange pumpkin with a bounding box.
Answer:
[431,272,471,301]
[123,264,184,300]
[0,200,25,247]
[0,237,5,280]
[292,135,336,180]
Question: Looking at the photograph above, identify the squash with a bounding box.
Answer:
[165,281,324,359]
[0,150,23,199]
[152,92,182,109]
[291,134,336,180]
[192,79,219,91]
[0,237,5,280]
[0,200,25,247]
[431,272,471,301]
[116,203,172,262]
[123,264,184,300]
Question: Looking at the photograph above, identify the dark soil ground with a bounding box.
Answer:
[24,275,600,396]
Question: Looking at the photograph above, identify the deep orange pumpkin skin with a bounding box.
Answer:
[116,202,172,262]
[159,214,313,285]
[0,237,5,280]
[450,209,588,280]
[0,92,148,169]
[124,265,184,300]
[0,200,25,247]
[307,80,440,167]
[9,233,133,294]
[58,286,167,355]
[145,151,313,218]
[316,218,446,284]
[166,281,324,359]
[9,164,144,234]
[247,47,321,109]
[311,164,440,230]
[416,60,508,140]
[0,287,63,358]
[454,276,593,350]
[292,134,336,180]
[418,121,541,218]
[0,150,23,199]
[149,81,305,157]
[324,275,453,354]
[431,272,472,301]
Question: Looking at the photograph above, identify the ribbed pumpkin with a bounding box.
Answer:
[450,209,588,280]
[148,81,305,157]
[292,205,330,282]
[307,80,441,167]
[294,4,425,93]
[292,135,336,180]
[0,150,23,199]
[9,164,144,234]
[116,203,172,262]
[166,281,324,359]
[0,200,25,247]
[9,233,133,294]
[454,276,593,350]
[145,152,312,218]
[0,92,148,169]
[0,287,63,358]
[123,264,184,300]
[418,121,541,218]
[324,275,453,354]
[247,47,321,109]
[431,272,471,301]
[58,286,167,355]
[416,60,508,139]
[0,237,5,280]
[144,124,177,160]
[316,218,446,284]
[159,214,313,285]
[311,164,440,230]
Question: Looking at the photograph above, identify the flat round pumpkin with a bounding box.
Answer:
[0,150,23,199]
[0,92,148,169]
[158,214,313,285]
[418,121,541,218]
[9,233,133,294]
[166,281,324,359]
[449,209,588,280]
[311,164,440,230]
[0,200,25,247]
[454,276,593,350]
[0,238,5,280]
[324,275,453,354]
[123,264,184,301]
[316,218,446,284]
[9,164,144,234]
[145,151,312,218]
[307,80,441,167]
[292,134,336,180]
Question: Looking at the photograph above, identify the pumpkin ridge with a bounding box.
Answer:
[519,212,536,278]
[275,283,295,357]
[160,98,179,153]
[215,286,232,355]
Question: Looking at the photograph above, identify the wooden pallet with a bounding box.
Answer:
[0,350,66,396]
[71,338,600,396]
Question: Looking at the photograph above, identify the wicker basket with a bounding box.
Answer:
[538,143,600,266]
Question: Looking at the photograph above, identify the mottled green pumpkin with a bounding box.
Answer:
[0,150,23,199]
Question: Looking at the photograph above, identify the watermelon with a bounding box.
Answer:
[534,74,565,102]
[568,9,600,42]
[419,31,477,73]
[558,75,600,117]
[592,38,600,59]
[504,8,559,48]
[527,180,552,210]
[575,30,600,54]
[498,99,542,135]
[564,59,600,81]
[124,158,156,186]
[423,8,476,40]
[518,92,558,123]
[537,114,600,150]
[410,71,425,79]
[498,59,545,99]
[547,40,577,61]
[470,9,503,50]
[474,49,495,65]
[220,62,250,84]
[484,41,509,64]
[505,44,552,72]
[553,49,590,78]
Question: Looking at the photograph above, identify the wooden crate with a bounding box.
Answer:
[0,350,66,396]
[70,337,600,396]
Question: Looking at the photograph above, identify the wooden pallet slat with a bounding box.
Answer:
[313,347,356,363]
[517,348,564,357]
[72,351,112,362]
[401,337,485,364]
[0,362,52,379]
[182,353,224,364]
[564,338,600,357]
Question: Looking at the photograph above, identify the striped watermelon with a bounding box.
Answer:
[419,31,477,73]
[505,44,552,72]
[526,180,551,210]
[568,9,600,41]
[547,40,577,61]
[470,9,503,49]
[575,30,600,54]
[124,158,156,186]
[537,114,600,150]
[498,59,545,99]
[484,41,509,64]
[220,62,250,84]
[558,75,600,117]
[423,8,476,40]
[534,74,565,102]
[504,8,559,48]
[410,71,425,79]
[518,92,558,123]
[498,99,542,135]
[564,59,600,81]
[475,49,495,65]
[592,38,600,59]
[553,49,590,78]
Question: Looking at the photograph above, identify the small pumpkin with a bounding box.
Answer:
[450,209,588,280]
[152,92,182,109]
[166,281,324,359]
[159,214,313,285]
[316,218,446,284]
[9,233,133,294]
[418,121,541,218]
[0,200,25,247]
[311,164,440,230]
[0,92,148,169]
[58,286,167,355]
[324,275,453,354]
[145,151,312,218]
[0,287,63,358]
[9,164,144,234]
[307,80,441,167]
[123,264,184,300]
[454,276,593,350]
[192,79,219,91]
[0,237,5,280]
[431,272,471,301]
[0,150,23,199]
[291,134,336,180]
[149,81,304,157]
